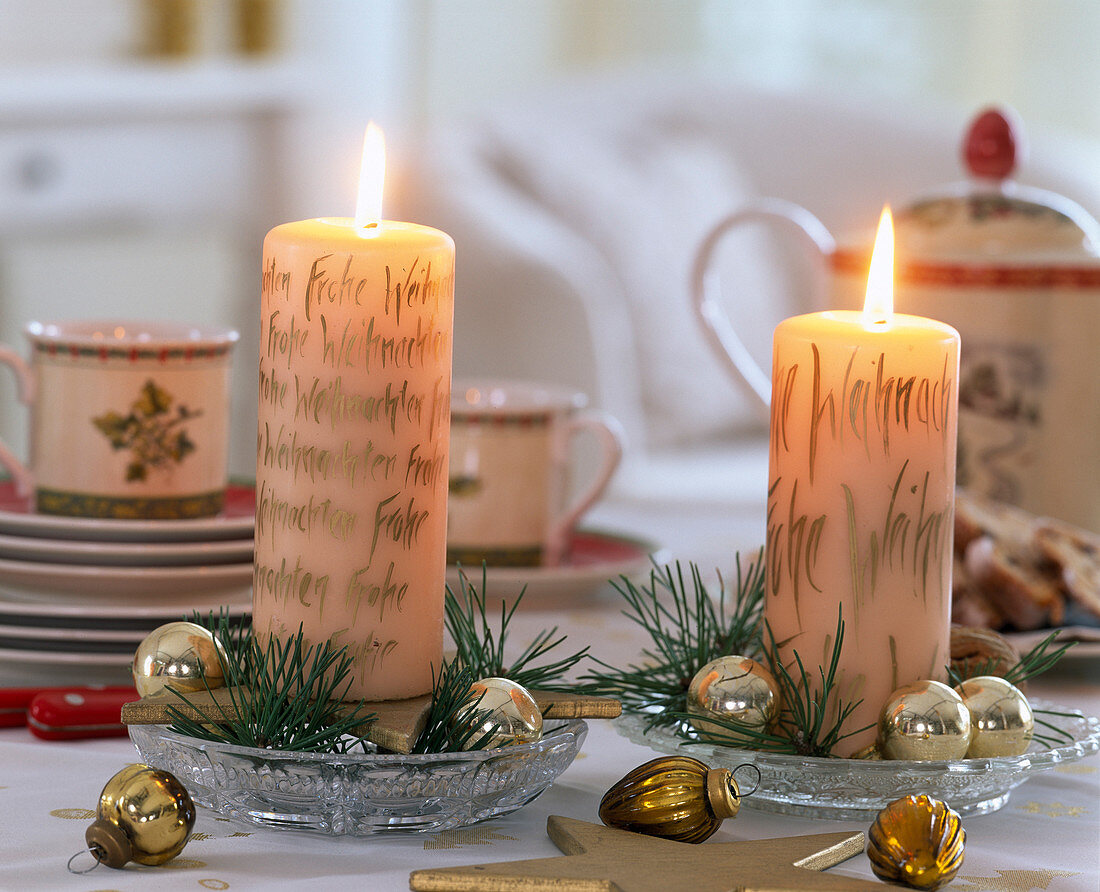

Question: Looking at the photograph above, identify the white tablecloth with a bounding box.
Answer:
[1,497,1098,890]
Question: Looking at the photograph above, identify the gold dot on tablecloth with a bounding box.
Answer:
[157,858,207,870]
[424,828,518,850]
[49,808,95,820]
[953,869,1080,891]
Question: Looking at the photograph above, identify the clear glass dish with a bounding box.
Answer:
[617,701,1100,820]
[129,719,587,835]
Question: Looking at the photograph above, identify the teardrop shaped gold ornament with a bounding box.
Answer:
[598,756,741,844]
[867,794,965,890]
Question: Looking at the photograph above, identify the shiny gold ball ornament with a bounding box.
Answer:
[686,655,781,744]
[461,677,542,750]
[84,764,196,868]
[955,675,1034,758]
[599,756,745,843]
[132,621,227,698]
[867,794,965,889]
[879,680,971,761]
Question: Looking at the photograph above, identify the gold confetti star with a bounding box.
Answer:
[1016,801,1087,818]
[425,828,519,850]
[1054,764,1097,775]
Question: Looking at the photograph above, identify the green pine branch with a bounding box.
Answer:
[167,615,376,754]
[410,659,503,754]
[577,553,765,723]
[445,565,591,692]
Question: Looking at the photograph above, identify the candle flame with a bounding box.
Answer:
[354,121,386,230]
[863,206,894,326]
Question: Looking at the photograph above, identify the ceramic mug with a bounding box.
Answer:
[447,380,624,567]
[0,320,239,519]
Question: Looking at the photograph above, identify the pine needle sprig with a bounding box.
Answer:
[947,630,1076,687]
[761,608,871,757]
[165,624,376,754]
[665,607,869,757]
[1031,707,1078,749]
[577,552,765,726]
[187,608,253,672]
[446,565,591,691]
[411,659,503,754]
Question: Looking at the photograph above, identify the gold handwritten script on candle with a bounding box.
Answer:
[765,208,959,754]
[255,189,454,699]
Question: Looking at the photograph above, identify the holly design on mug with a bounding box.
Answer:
[92,379,203,482]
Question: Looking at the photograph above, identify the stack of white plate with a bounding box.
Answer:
[0,481,254,680]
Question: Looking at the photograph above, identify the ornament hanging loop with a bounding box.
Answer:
[66,847,102,876]
[732,762,762,797]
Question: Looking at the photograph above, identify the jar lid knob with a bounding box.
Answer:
[963,107,1024,181]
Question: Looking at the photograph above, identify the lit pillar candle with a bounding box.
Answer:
[765,208,959,754]
[254,124,455,700]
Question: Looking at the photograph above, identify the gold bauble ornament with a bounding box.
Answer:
[85,763,196,868]
[686,655,780,744]
[867,794,965,890]
[879,680,971,761]
[132,621,227,698]
[598,756,745,843]
[461,677,542,750]
[955,675,1034,758]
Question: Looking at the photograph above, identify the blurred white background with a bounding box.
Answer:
[1,0,1097,477]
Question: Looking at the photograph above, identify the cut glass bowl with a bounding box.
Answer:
[617,701,1100,820]
[129,719,587,835]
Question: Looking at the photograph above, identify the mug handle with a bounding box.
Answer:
[0,345,36,498]
[690,198,836,409]
[545,410,624,566]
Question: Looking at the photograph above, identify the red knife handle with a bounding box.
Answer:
[26,688,139,741]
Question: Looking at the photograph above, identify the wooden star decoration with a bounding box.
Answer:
[409,815,882,891]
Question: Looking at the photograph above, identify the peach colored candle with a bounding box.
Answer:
[254,125,455,700]
[765,209,959,754]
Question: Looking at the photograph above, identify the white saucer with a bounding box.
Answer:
[0,621,157,643]
[0,593,249,627]
[0,481,254,543]
[0,631,145,653]
[0,531,253,567]
[0,646,139,667]
[1006,626,1100,659]
[446,528,667,604]
[0,556,252,604]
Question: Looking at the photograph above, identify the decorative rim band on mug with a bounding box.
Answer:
[0,320,239,520]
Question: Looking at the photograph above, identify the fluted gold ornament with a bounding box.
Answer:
[867,794,965,889]
[85,763,196,868]
[879,681,971,761]
[599,756,741,843]
[955,676,1034,758]
[461,677,542,750]
[686,655,780,744]
[132,621,227,698]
